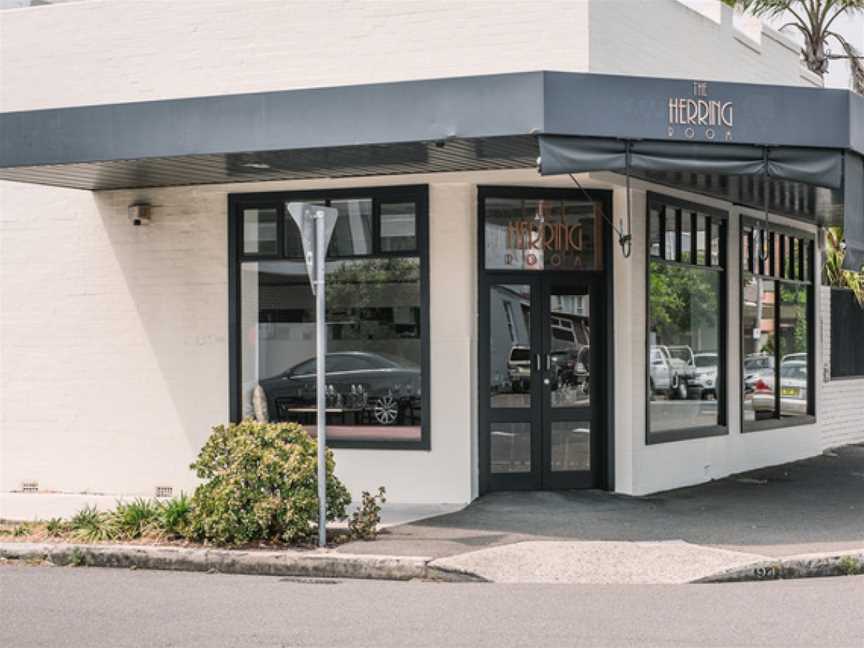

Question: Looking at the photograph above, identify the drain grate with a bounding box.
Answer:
[279,577,340,585]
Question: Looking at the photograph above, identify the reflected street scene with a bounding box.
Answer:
[241,258,423,442]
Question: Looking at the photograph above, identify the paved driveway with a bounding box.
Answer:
[339,443,864,559]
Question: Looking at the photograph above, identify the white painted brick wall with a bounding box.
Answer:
[820,289,864,449]
[589,0,816,86]
[0,0,824,507]
[0,0,811,112]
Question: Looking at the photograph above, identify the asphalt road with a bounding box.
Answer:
[1,565,862,648]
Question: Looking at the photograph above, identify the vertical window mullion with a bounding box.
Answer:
[658,205,666,261]
[774,280,781,419]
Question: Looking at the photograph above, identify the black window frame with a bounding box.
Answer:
[740,218,816,433]
[646,193,729,445]
[228,185,431,450]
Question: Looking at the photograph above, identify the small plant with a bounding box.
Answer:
[46,518,70,538]
[348,487,387,541]
[68,547,86,567]
[158,494,191,539]
[110,498,161,539]
[188,420,352,545]
[838,555,863,576]
[12,524,31,537]
[70,505,116,542]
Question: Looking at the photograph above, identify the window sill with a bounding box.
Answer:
[646,425,728,445]
[742,415,816,433]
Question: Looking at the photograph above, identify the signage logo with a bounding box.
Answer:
[504,219,584,268]
[667,81,733,142]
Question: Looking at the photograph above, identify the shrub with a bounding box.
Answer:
[45,518,69,538]
[348,487,387,541]
[158,494,191,539]
[12,524,31,537]
[110,498,161,539]
[188,420,351,545]
[70,505,116,542]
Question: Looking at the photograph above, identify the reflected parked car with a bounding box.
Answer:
[692,352,718,400]
[743,353,774,394]
[507,345,531,392]
[255,351,421,426]
[751,360,808,418]
[649,345,694,400]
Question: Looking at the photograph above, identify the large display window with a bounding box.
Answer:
[741,221,815,430]
[646,194,728,444]
[229,186,429,449]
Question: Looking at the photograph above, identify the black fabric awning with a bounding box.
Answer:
[538,136,863,271]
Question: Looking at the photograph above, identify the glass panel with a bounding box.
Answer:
[710,220,721,267]
[801,241,810,283]
[791,237,799,280]
[550,421,590,472]
[284,199,325,258]
[696,214,708,265]
[680,212,692,263]
[664,209,677,261]
[490,422,531,473]
[483,198,598,270]
[649,208,661,258]
[328,198,372,256]
[380,202,417,252]
[489,284,532,408]
[742,276,776,422]
[779,284,809,418]
[648,260,721,434]
[243,207,278,255]
[550,288,591,408]
[240,258,422,442]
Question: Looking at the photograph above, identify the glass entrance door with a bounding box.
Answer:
[481,275,600,491]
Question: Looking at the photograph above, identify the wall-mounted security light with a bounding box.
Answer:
[127,202,151,226]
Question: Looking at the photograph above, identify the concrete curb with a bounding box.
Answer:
[695,549,864,583]
[0,542,485,583]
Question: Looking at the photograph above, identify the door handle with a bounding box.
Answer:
[536,354,542,371]
[546,355,551,371]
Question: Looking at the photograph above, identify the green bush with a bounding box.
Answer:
[158,494,191,539]
[111,498,161,539]
[70,505,116,542]
[348,487,387,541]
[188,420,351,545]
[45,518,70,537]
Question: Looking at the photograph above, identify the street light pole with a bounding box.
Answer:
[314,208,327,549]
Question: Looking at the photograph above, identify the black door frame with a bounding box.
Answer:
[477,186,615,494]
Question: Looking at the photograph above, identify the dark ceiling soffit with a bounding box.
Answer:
[2,71,862,172]
[0,137,540,191]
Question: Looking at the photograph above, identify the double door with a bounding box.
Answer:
[480,274,602,491]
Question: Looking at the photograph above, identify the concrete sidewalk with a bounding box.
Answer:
[336,444,864,582]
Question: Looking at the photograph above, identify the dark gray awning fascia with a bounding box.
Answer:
[2,71,863,171]
[0,72,546,168]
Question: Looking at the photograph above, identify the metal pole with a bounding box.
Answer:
[314,209,327,548]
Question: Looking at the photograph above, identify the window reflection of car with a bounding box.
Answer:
[254,351,420,426]
[744,353,774,394]
[649,345,691,400]
[751,359,808,418]
[692,352,718,400]
[507,345,531,392]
